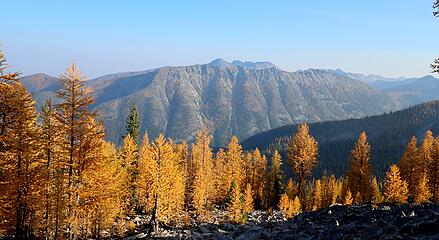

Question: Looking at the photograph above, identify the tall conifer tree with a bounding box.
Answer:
[287,123,318,203]
[347,132,373,203]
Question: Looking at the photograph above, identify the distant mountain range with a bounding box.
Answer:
[241,100,439,177]
[370,75,439,107]
[298,68,406,83]
[21,59,398,146]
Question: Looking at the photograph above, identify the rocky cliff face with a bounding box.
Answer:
[21,61,398,146]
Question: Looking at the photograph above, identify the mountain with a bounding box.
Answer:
[21,61,397,146]
[370,75,439,107]
[207,58,280,70]
[299,68,406,83]
[241,100,439,177]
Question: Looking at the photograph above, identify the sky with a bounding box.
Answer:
[2,0,439,78]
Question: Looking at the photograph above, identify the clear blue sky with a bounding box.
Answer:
[2,0,439,78]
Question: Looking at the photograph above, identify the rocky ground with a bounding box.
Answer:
[126,204,439,240]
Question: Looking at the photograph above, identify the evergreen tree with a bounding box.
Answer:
[267,150,284,208]
[347,132,373,203]
[287,123,318,204]
[125,103,140,143]
[384,165,408,203]
[371,177,383,204]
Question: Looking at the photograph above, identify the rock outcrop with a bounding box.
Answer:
[127,204,439,239]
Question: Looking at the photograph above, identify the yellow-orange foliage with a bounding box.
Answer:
[228,183,243,224]
[414,171,432,204]
[80,141,123,238]
[56,64,104,238]
[312,179,322,211]
[344,190,353,205]
[419,131,434,171]
[285,178,298,200]
[214,148,230,203]
[118,134,138,215]
[278,194,301,218]
[413,172,432,203]
[250,148,267,208]
[215,136,244,204]
[347,132,373,203]
[40,99,66,239]
[287,124,318,202]
[138,134,185,228]
[384,165,408,203]
[399,136,421,201]
[428,137,439,202]
[0,59,42,237]
[192,130,215,218]
[244,184,254,214]
[227,136,244,187]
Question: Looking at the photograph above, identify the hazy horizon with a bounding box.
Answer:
[3,0,439,78]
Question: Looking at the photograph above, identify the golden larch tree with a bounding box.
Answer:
[285,178,298,200]
[243,184,254,214]
[55,64,101,238]
[192,130,215,219]
[227,182,243,224]
[428,137,439,202]
[227,136,244,188]
[344,190,353,205]
[0,50,42,238]
[138,134,185,234]
[398,136,420,201]
[312,179,322,211]
[80,141,122,238]
[414,171,432,204]
[250,148,267,209]
[419,131,434,170]
[347,132,373,203]
[39,99,66,239]
[214,148,231,204]
[384,165,408,203]
[287,123,318,203]
[118,134,138,215]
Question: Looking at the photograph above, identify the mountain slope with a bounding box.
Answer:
[373,75,439,107]
[300,68,406,83]
[21,62,398,146]
[241,101,439,177]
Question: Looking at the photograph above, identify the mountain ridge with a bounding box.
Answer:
[20,60,398,146]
